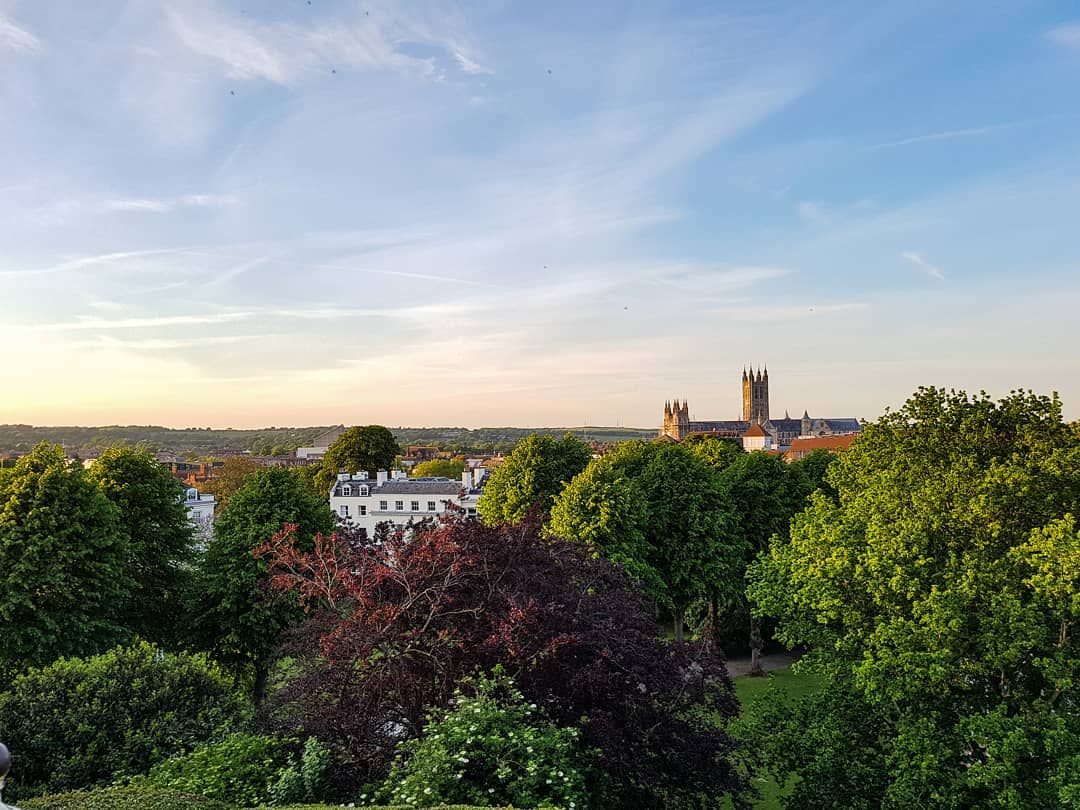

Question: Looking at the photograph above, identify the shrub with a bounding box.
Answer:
[268,737,332,805]
[0,643,247,800]
[135,733,333,808]
[371,668,589,809]
[19,785,234,810]
[135,733,287,807]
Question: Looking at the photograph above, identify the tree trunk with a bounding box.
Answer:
[749,615,765,677]
[673,608,685,643]
[254,660,269,707]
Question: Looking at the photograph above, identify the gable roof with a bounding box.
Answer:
[787,434,858,453]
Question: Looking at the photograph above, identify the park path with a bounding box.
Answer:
[724,650,802,678]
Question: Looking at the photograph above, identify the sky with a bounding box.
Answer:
[1,0,1079,429]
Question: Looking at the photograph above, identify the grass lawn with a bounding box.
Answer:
[725,666,825,810]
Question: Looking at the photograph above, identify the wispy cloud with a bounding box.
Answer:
[165,1,489,85]
[0,247,195,277]
[902,251,945,280]
[1047,23,1080,48]
[106,194,237,213]
[0,14,40,53]
[871,119,1047,149]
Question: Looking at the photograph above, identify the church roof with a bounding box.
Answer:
[689,420,748,434]
[743,423,767,437]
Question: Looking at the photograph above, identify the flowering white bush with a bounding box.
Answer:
[369,667,591,808]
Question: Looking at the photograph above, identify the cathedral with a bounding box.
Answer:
[659,366,861,448]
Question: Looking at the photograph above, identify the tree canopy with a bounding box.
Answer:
[410,458,466,479]
[477,433,592,525]
[315,425,400,493]
[0,443,131,673]
[748,387,1080,806]
[717,449,809,662]
[87,447,195,645]
[549,440,743,641]
[187,467,335,703]
[201,456,264,509]
[685,434,743,472]
[257,516,745,807]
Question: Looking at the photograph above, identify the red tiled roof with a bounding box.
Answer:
[787,434,858,452]
[743,423,767,437]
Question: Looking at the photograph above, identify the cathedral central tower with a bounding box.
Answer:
[742,365,770,424]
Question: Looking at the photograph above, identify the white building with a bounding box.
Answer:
[329,468,486,539]
[741,422,774,451]
[184,487,216,545]
[296,426,347,462]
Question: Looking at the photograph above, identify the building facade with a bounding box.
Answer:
[660,366,861,449]
[329,468,486,538]
[184,487,216,545]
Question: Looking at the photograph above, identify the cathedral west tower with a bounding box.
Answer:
[742,365,770,424]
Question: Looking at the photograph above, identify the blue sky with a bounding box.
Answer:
[1,0,1078,428]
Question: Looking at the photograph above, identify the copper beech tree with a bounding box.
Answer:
[255,515,746,809]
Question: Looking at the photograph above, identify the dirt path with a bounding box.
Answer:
[725,650,802,678]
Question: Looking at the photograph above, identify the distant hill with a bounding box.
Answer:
[0,424,656,458]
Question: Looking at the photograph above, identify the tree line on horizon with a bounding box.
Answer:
[0,423,657,460]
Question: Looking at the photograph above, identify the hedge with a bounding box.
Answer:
[19,787,527,810]
[20,786,235,810]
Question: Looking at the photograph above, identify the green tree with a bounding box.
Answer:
[187,468,334,704]
[748,388,1080,807]
[0,642,246,800]
[477,433,592,526]
[686,434,743,472]
[0,443,131,674]
[410,458,466,479]
[315,425,400,494]
[290,463,323,497]
[550,440,742,641]
[719,451,809,670]
[201,456,263,510]
[788,447,839,500]
[87,447,195,645]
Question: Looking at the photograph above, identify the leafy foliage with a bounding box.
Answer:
[786,448,838,500]
[87,447,196,645]
[187,468,335,703]
[372,668,590,809]
[202,457,265,510]
[748,387,1080,807]
[268,737,333,806]
[0,643,247,800]
[477,434,592,525]
[735,678,892,809]
[256,516,745,808]
[0,443,130,674]
[685,434,743,472]
[135,734,288,807]
[19,786,234,810]
[716,451,808,656]
[410,458,467,479]
[549,441,743,640]
[316,426,400,494]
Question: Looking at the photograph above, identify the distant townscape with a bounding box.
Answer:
[659,366,862,455]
